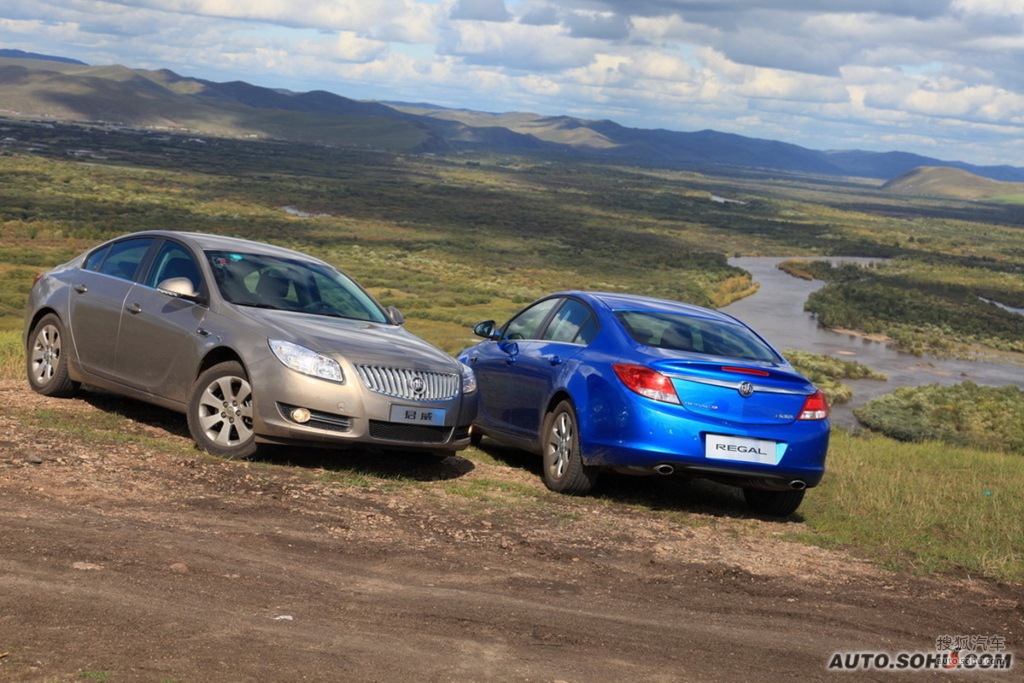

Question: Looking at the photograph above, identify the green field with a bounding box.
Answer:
[3,119,1023,581]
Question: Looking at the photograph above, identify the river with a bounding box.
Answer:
[722,257,1024,429]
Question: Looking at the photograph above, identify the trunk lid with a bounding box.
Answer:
[654,359,815,425]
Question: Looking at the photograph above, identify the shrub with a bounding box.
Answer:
[784,350,886,405]
[854,382,1024,454]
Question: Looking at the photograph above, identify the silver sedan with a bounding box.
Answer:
[24,231,478,459]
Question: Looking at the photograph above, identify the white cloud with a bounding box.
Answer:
[952,0,1024,16]
[440,19,596,71]
[297,32,389,63]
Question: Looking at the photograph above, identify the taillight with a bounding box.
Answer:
[612,364,680,404]
[798,390,829,420]
[721,365,770,376]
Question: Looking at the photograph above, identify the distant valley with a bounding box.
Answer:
[2,52,1024,189]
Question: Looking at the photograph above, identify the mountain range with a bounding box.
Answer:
[2,52,1023,183]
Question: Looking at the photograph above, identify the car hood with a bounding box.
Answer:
[235,307,461,372]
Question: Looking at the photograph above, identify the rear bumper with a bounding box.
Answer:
[581,389,830,487]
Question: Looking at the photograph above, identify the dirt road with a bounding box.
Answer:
[0,380,1019,682]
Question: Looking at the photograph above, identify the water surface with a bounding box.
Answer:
[722,257,1024,428]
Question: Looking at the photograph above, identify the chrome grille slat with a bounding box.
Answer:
[355,365,459,401]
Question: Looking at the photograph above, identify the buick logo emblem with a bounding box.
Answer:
[738,381,755,398]
[411,377,426,395]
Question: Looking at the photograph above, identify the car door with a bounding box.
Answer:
[503,298,598,439]
[114,239,209,403]
[67,237,156,379]
[467,297,562,436]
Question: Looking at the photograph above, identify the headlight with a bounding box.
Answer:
[269,339,344,383]
[460,362,477,394]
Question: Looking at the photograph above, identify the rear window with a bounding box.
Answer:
[92,238,155,281]
[615,310,780,363]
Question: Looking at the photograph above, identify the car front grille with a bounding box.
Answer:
[369,420,453,444]
[355,365,459,401]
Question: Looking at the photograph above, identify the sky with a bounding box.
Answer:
[2,1,1024,167]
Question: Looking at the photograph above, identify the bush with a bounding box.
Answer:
[854,382,1024,454]
[784,350,885,405]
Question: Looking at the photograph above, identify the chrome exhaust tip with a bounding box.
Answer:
[789,479,807,490]
[654,464,675,476]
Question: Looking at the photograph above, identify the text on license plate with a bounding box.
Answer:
[705,434,781,465]
[389,405,446,426]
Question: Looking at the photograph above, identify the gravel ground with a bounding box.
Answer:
[0,380,1020,682]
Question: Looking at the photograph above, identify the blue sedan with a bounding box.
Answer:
[457,291,830,516]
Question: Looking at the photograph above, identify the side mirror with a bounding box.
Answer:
[157,277,198,300]
[473,320,496,339]
[386,306,404,325]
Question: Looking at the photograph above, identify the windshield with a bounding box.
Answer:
[206,250,389,324]
[615,310,781,363]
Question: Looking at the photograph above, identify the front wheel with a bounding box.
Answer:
[743,487,806,517]
[26,314,80,397]
[541,401,598,495]
[187,361,257,459]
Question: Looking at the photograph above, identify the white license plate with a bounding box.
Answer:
[705,434,781,465]
[389,405,446,426]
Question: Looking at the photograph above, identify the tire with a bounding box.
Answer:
[26,314,80,397]
[187,361,257,459]
[541,400,598,495]
[743,487,806,517]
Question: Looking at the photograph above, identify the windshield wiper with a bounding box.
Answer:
[233,301,280,310]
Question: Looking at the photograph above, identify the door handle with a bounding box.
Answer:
[547,355,563,366]
[505,356,517,365]
[73,284,88,294]
[126,302,143,314]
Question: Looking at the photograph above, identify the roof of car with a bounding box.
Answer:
[561,290,740,323]
[125,230,322,262]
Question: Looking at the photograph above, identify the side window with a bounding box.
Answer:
[503,298,560,341]
[95,238,154,281]
[84,245,111,272]
[146,242,202,292]
[576,314,599,345]
[542,299,598,344]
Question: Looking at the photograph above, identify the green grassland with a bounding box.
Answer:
[801,429,1023,581]
[3,119,1024,582]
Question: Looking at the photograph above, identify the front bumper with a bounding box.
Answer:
[247,357,478,452]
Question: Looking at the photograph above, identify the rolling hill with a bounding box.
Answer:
[0,57,443,151]
[2,52,1024,183]
[881,166,1024,201]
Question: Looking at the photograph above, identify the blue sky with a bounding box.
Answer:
[2,0,1023,166]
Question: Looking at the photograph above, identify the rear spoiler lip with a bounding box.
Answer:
[664,372,815,396]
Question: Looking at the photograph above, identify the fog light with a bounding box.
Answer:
[290,407,312,424]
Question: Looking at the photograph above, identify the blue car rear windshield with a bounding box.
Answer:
[614,310,780,363]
